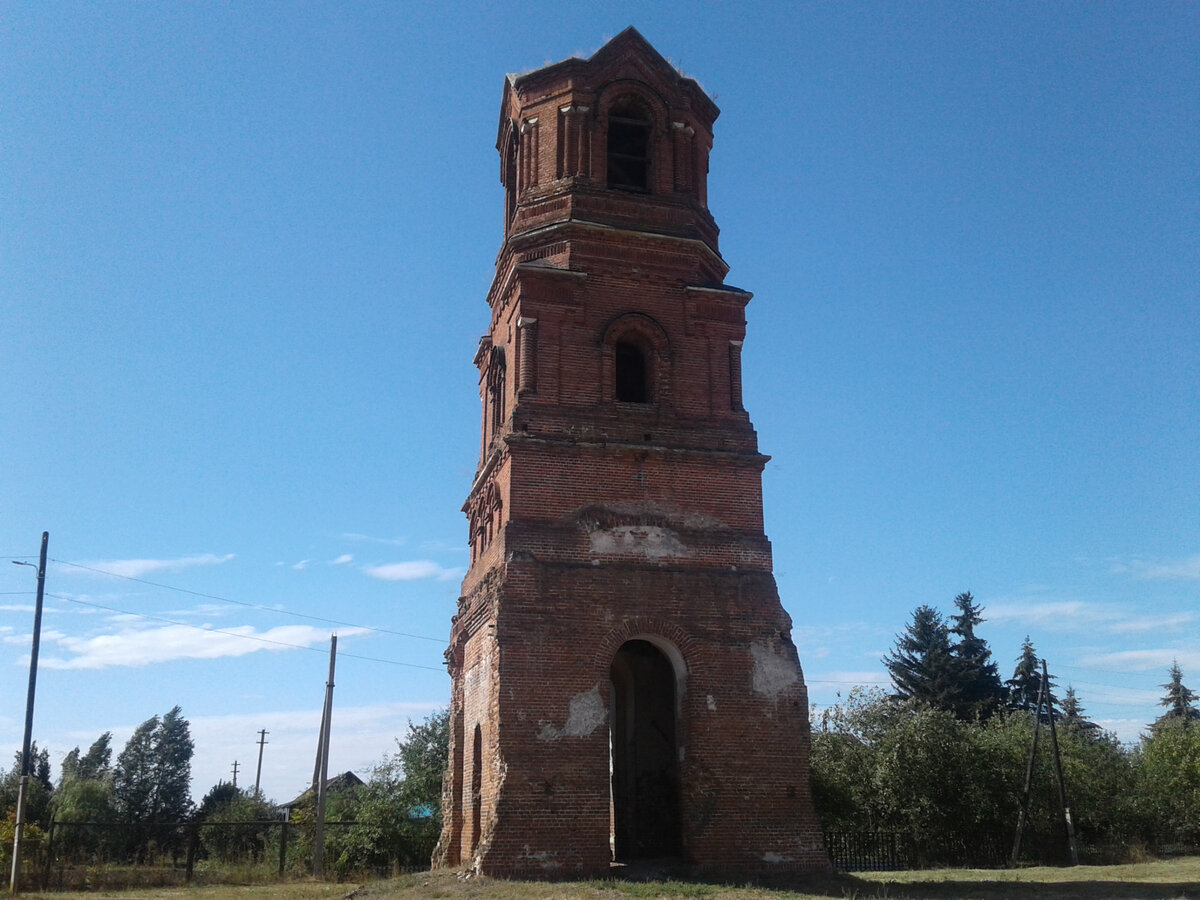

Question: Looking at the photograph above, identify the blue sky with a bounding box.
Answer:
[2,2,1197,803]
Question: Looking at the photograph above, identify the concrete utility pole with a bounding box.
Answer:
[312,635,337,878]
[254,729,269,798]
[9,531,48,896]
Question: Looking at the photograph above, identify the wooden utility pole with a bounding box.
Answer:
[254,729,269,798]
[1010,662,1046,865]
[312,635,337,878]
[231,760,239,788]
[9,531,48,896]
[1043,659,1079,865]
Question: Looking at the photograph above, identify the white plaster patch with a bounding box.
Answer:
[762,851,791,864]
[520,846,561,869]
[588,525,687,559]
[706,694,717,712]
[751,642,799,698]
[537,685,607,741]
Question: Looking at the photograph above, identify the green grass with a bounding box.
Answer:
[20,858,1200,900]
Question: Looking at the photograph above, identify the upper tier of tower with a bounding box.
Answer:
[497,27,721,256]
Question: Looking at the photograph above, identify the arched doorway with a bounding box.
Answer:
[609,639,682,861]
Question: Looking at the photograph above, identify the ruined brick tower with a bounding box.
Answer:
[436,28,827,878]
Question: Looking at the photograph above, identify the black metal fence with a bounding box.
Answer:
[823,831,1008,871]
[21,818,437,893]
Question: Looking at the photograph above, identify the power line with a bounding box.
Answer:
[49,558,444,643]
[46,593,444,672]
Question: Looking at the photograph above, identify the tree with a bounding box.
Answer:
[330,709,450,876]
[883,605,962,712]
[1,743,54,831]
[196,780,241,820]
[114,708,193,824]
[1060,686,1100,736]
[1007,636,1056,713]
[948,591,1006,720]
[60,732,113,786]
[114,715,159,822]
[150,706,194,822]
[1154,661,1200,730]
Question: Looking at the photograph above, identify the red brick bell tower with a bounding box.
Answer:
[436,28,827,878]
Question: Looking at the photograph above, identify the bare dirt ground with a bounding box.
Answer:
[21,857,1200,900]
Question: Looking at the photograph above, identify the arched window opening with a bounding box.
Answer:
[470,724,483,854]
[614,341,649,403]
[607,101,651,192]
[610,640,682,861]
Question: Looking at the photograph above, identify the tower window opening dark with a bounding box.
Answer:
[607,102,651,191]
[615,341,650,403]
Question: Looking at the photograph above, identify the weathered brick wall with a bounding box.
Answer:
[437,28,828,878]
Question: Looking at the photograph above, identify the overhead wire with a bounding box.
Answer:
[49,557,445,643]
[46,593,445,672]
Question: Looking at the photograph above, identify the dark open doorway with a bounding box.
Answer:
[610,639,682,861]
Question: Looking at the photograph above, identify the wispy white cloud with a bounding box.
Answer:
[292,560,310,571]
[341,533,406,548]
[1078,648,1200,673]
[1114,554,1200,581]
[363,561,463,582]
[1106,612,1196,635]
[330,554,354,565]
[78,554,235,579]
[988,599,1122,629]
[40,624,369,670]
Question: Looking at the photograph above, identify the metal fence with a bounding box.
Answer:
[20,818,436,893]
[823,830,1008,871]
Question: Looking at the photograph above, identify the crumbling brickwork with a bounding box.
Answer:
[435,27,828,878]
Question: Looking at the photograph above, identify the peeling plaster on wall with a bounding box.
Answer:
[706,694,717,712]
[750,642,799,698]
[588,525,688,559]
[762,852,791,864]
[537,685,607,741]
[520,846,562,870]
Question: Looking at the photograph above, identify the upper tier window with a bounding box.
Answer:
[607,101,651,192]
[614,340,649,403]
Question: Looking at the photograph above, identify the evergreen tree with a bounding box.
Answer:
[1154,661,1200,730]
[60,732,113,787]
[150,706,194,822]
[884,605,962,711]
[1060,686,1100,735]
[1007,636,1056,713]
[114,716,159,822]
[948,591,1006,720]
[79,732,113,781]
[114,709,194,823]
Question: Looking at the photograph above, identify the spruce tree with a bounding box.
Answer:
[884,605,962,711]
[1007,636,1056,713]
[1154,661,1200,730]
[1060,686,1100,735]
[948,591,1006,720]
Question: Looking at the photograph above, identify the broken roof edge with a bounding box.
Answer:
[507,27,717,120]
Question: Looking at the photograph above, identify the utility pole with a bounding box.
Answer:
[254,729,269,798]
[1010,660,1046,866]
[312,635,337,878]
[1043,659,1079,866]
[9,531,48,896]
[231,760,239,789]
